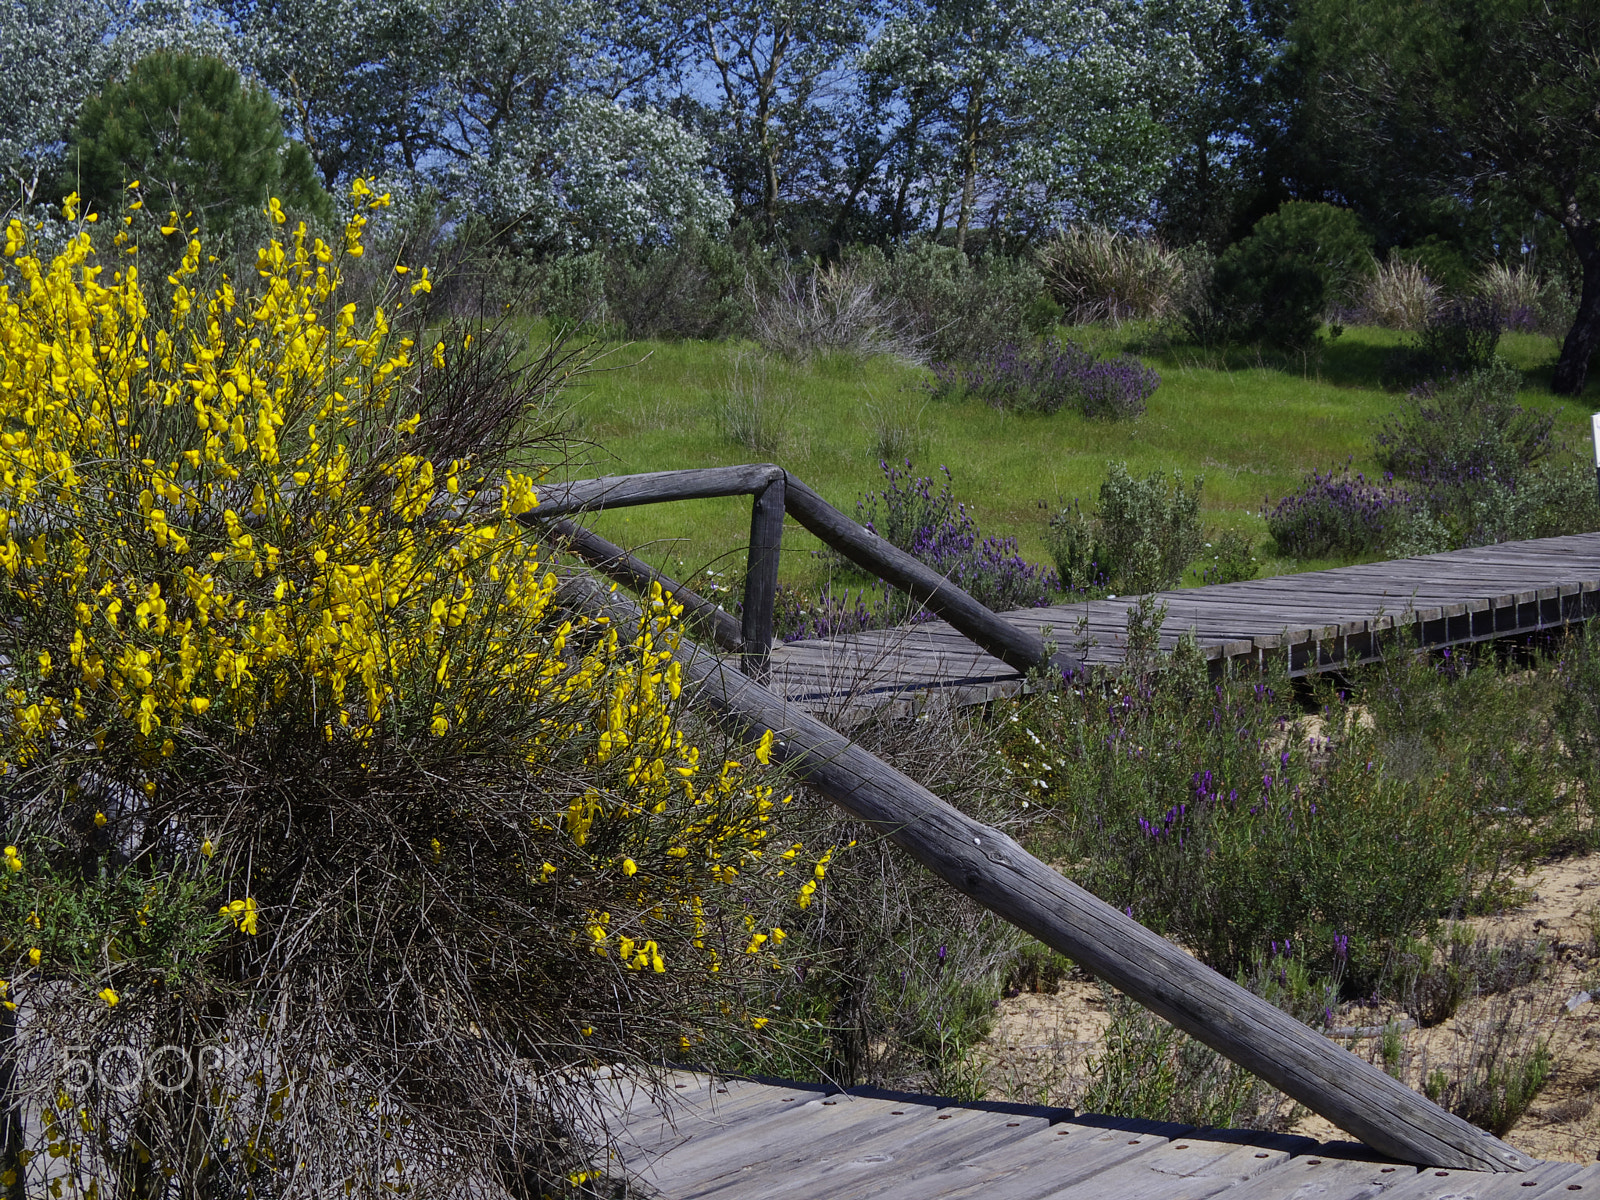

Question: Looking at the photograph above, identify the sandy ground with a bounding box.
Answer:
[974,850,1600,1161]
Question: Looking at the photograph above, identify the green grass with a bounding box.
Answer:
[545,323,1598,592]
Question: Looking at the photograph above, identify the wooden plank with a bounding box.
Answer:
[628,1094,915,1195]
[608,1079,826,1154]
[616,1085,838,1163]
[753,1106,1054,1200]
[668,1107,979,1196]
[557,573,1537,1173]
[1374,1157,1587,1198]
[1508,1161,1600,1196]
[857,1116,1193,1200]
[1040,1130,1315,1200]
[1199,1153,1418,1200]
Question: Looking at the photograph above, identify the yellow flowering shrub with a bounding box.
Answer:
[0,190,809,1197]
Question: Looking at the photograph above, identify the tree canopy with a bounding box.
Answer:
[1296,0,1600,393]
[2,0,1599,388]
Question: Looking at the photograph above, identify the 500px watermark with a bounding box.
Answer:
[55,1043,235,1095]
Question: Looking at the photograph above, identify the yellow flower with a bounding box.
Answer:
[28,948,41,967]
[98,987,119,1007]
[2,846,20,874]
[200,839,214,859]
[94,811,107,827]
[751,1017,769,1030]
[221,898,259,935]
[622,858,637,876]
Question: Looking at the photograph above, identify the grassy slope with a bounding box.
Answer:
[547,323,1596,592]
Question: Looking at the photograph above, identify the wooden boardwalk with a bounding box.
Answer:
[765,531,1600,714]
[596,1072,1592,1199]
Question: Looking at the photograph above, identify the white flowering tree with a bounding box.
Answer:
[859,0,1225,245]
[226,0,730,248]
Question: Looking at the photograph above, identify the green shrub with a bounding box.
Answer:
[1199,527,1259,585]
[999,635,1578,989]
[606,229,758,340]
[70,51,329,230]
[1424,1007,1552,1135]
[1369,361,1600,548]
[853,242,1050,363]
[0,193,809,1195]
[1199,201,1375,349]
[1049,464,1204,596]
[1374,361,1547,485]
[1037,225,1190,325]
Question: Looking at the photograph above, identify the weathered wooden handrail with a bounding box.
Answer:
[532,464,785,520]
[554,570,1535,1174]
[523,464,1069,680]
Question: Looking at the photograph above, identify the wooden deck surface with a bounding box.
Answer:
[595,1072,1591,1199]
[764,531,1600,714]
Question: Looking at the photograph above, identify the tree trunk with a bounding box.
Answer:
[954,138,977,253]
[1553,222,1600,396]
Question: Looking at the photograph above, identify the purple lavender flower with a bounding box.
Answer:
[1266,463,1412,558]
[928,339,1158,420]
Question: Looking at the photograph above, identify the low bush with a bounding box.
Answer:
[856,462,1059,612]
[1475,261,1544,333]
[1381,297,1507,386]
[606,229,758,340]
[1374,362,1550,486]
[1200,528,1260,585]
[1424,1002,1552,1135]
[1000,631,1581,991]
[1363,253,1440,332]
[750,260,922,362]
[856,242,1053,364]
[0,193,816,1195]
[1049,465,1204,595]
[1369,363,1600,549]
[928,339,1159,419]
[1198,202,1376,349]
[1265,466,1412,558]
[1037,225,1189,324]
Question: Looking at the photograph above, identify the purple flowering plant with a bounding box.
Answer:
[928,339,1159,420]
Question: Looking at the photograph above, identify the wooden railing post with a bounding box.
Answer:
[741,476,785,679]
